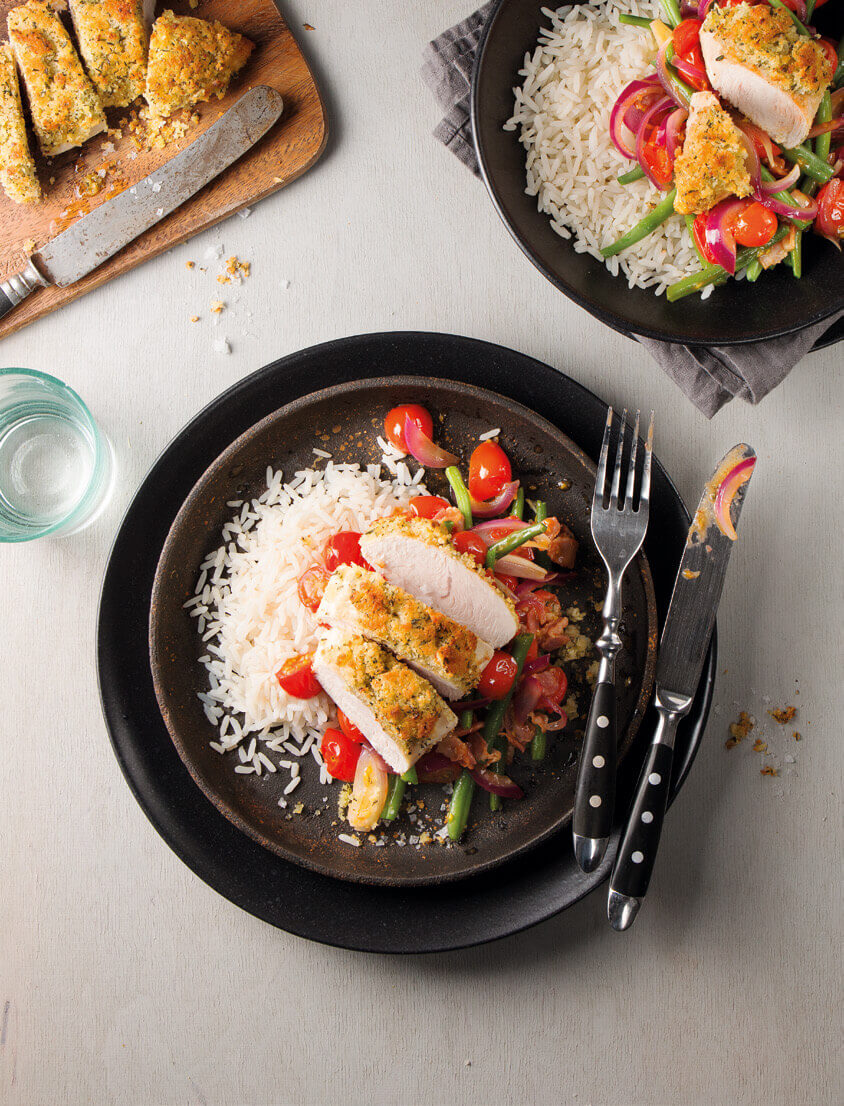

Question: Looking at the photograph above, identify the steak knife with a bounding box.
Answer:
[0,85,284,322]
[607,443,757,932]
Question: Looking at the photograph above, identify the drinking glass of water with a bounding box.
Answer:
[0,368,113,542]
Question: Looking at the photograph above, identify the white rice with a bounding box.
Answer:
[187,458,428,775]
[504,1,700,295]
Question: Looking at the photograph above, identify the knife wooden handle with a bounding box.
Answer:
[573,679,616,870]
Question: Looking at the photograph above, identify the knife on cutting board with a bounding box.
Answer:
[607,443,757,932]
[0,85,283,321]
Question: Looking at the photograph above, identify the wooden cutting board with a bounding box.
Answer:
[0,0,327,339]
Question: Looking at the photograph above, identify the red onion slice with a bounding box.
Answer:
[665,108,688,163]
[522,655,551,676]
[703,197,747,274]
[714,456,756,542]
[609,79,663,160]
[759,163,800,194]
[513,674,544,725]
[469,766,524,799]
[514,573,562,597]
[636,97,674,189]
[403,414,459,469]
[655,40,690,110]
[470,517,529,544]
[756,194,817,222]
[466,481,520,518]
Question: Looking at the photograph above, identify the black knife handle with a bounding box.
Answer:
[611,741,674,902]
[573,679,616,870]
[0,285,16,320]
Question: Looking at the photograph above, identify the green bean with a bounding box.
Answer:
[401,766,418,784]
[619,13,652,28]
[459,709,473,730]
[657,0,681,29]
[768,0,810,35]
[815,91,832,165]
[666,228,789,301]
[662,45,695,107]
[806,0,815,17]
[381,775,406,824]
[510,487,525,519]
[445,465,473,528]
[745,258,763,283]
[530,727,547,762]
[484,519,547,569]
[447,770,475,841]
[782,144,834,185]
[600,189,677,258]
[484,633,534,812]
[790,230,803,279]
[533,500,548,523]
[618,165,646,185]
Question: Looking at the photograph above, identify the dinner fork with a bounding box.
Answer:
[573,408,653,873]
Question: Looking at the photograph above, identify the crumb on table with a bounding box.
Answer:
[760,765,779,777]
[726,710,754,749]
[769,705,796,724]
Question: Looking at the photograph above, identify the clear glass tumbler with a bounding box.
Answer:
[0,368,113,542]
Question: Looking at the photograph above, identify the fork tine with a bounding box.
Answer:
[640,411,654,508]
[595,407,613,502]
[609,409,627,507]
[624,410,641,509]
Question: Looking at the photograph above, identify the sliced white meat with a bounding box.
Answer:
[317,564,494,701]
[313,629,456,774]
[359,517,519,649]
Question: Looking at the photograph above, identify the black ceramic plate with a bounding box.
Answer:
[98,332,715,952]
[472,0,844,347]
[149,378,657,886]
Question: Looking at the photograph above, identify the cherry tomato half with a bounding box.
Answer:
[384,404,433,453]
[816,179,844,241]
[453,530,487,566]
[468,441,512,502]
[693,213,720,266]
[818,38,838,75]
[730,201,777,248]
[297,564,330,613]
[323,531,368,572]
[495,573,520,593]
[409,495,450,519]
[276,653,323,699]
[337,709,365,744]
[479,651,519,700]
[320,727,361,781]
[640,126,674,188]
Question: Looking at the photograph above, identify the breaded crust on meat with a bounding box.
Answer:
[144,10,253,117]
[8,0,107,157]
[68,0,148,108]
[673,91,752,215]
[0,43,40,204]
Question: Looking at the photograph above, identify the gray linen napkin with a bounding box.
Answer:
[421,6,842,418]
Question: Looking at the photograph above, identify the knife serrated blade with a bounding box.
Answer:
[0,86,283,315]
[657,443,756,698]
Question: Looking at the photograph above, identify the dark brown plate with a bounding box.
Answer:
[149,377,657,886]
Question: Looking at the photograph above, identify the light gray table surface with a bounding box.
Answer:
[1,3,841,1104]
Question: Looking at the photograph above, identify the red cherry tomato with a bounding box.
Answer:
[495,573,520,592]
[729,201,777,248]
[479,651,519,700]
[453,530,487,566]
[816,179,844,241]
[525,639,539,663]
[276,653,323,699]
[320,727,361,781]
[384,404,433,452]
[640,126,674,187]
[297,564,330,613]
[468,441,512,502]
[818,38,838,74]
[323,531,368,572]
[409,495,450,519]
[337,709,365,744]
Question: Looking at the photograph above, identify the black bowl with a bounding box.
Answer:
[472,0,844,346]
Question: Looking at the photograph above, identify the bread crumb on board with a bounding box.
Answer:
[768,705,796,724]
[725,710,754,749]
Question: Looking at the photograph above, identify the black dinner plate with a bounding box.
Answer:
[97,332,715,952]
[472,0,844,347]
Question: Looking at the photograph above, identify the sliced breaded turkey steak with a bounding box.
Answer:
[317,563,494,701]
[359,516,519,649]
[673,91,752,215]
[700,2,833,149]
[313,629,457,775]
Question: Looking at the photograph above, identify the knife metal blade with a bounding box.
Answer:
[656,442,756,698]
[607,443,756,931]
[0,86,283,315]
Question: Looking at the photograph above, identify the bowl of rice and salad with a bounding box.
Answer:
[149,378,657,886]
[472,0,843,345]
